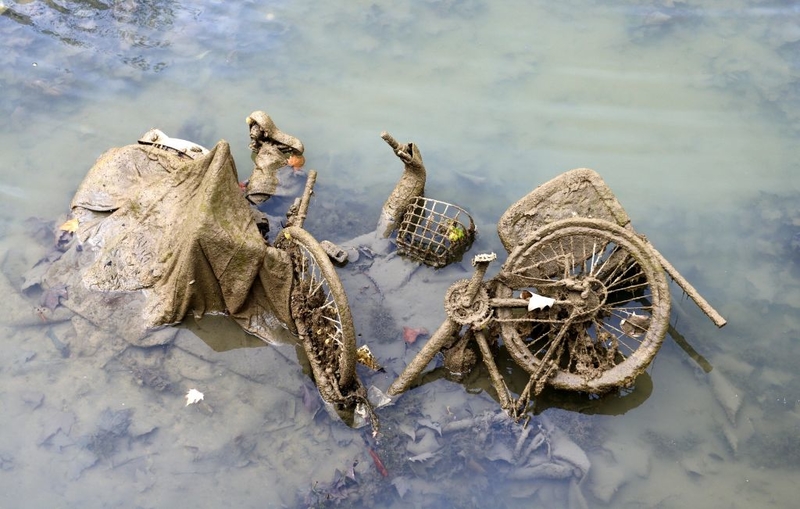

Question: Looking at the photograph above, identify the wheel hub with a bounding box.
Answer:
[561,276,606,321]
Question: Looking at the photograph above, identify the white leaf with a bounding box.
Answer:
[417,418,442,436]
[408,452,436,462]
[485,440,515,463]
[398,423,416,441]
[185,388,204,406]
[392,476,412,498]
[527,293,555,311]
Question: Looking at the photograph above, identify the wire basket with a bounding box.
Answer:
[396,197,476,268]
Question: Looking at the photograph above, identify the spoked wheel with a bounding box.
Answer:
[495,218,670,393]
[282,226,357,391]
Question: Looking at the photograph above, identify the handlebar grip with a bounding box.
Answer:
[380,131,400,151]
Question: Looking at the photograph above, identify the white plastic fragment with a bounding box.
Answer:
[527,293,556,311]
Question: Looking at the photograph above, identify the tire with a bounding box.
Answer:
[496,218,670,393]
[282,226,357,390]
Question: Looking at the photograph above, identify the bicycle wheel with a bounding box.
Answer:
[495,218,670,393]
[282,226,357,390]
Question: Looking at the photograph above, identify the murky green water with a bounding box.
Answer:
[2,1,800,507]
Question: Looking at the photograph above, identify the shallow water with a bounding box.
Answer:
[1,0,800,507]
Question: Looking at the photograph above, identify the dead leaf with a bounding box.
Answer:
[397,423,416,441]
[55,229,74,251]
[402,326,429,345]
[21,259,51,291]
[408,451,436,462]
[185,388,204,406]
[37,410,76,446]
[356,345,383,371]
[527,293,555,311]
[485,440,515,463]
[287,154,305,170]
[417,418,442,436]
[59,218,79,232]
[40,284,68,310]
[620,313,650,338]
[391,476,412,498]
[406,428,441,457]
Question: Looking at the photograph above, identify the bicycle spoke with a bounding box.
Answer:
[498,219,670,392]
[291,238,351,380]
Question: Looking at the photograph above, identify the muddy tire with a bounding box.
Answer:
[496,218,670,393]
[283,226,357,390]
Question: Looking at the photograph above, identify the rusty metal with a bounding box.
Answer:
[389,168,726,416]
[396,197,476,268]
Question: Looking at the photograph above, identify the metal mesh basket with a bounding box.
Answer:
[396,197,476,268]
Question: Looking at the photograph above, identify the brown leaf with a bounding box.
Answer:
[40,284,68,310]
[58,218,79,232]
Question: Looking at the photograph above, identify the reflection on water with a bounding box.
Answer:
[1,0,800,507]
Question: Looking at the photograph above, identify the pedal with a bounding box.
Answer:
[320,240,348,264]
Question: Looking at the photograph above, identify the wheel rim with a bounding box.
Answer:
[285,227,356,390]
[294,243,347,346]
[497,218,670,392]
